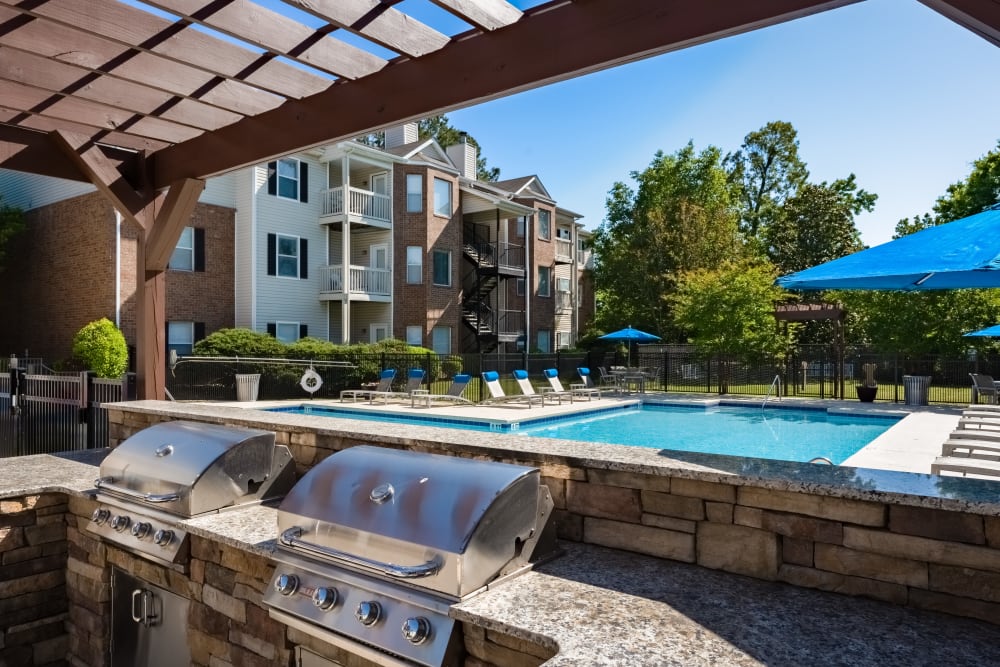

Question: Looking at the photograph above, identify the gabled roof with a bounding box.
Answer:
[386,138,455,170]
[492,175,554,204]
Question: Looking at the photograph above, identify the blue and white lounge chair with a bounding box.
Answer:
[481,371,545,408]
[341,368,396,402]
[545,368,600,401]
[576,368,605,397]
[370,368,426,404]
[411,374,474,408]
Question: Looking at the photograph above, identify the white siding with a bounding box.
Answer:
[350,303,392,342]
[0,170,95,210]
[350,228,391,266]
[200,172,237,208]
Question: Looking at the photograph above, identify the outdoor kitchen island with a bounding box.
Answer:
[2,401,1000,665]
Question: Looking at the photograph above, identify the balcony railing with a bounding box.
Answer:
[318,265,391,297]
[320,186,391,224]
[554,238,573,263]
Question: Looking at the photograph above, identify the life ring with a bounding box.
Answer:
[300,368,323,394]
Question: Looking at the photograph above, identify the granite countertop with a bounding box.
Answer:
[4,451,1000,666]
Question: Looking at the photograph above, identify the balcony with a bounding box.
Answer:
[318,265,391,302]
[554,238,574,263]
[319,186,391,227]
[555,292,573,312]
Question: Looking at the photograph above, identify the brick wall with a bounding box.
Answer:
[106,409,1000,629]
[0,493,69,666]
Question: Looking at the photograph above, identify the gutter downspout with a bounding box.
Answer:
[114,209,122,329]
[525,212,532,353]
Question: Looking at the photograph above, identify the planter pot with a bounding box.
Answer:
[855,385,877,402]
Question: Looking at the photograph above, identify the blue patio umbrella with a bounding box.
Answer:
[776,206,1000,291]
[599,326,661,365]
[964,324,1000,337]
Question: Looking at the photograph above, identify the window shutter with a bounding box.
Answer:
[267,234,276,276]
[194,228,205,272]
[299,238,308,279]
[267,323,276,337]
[267,161,277,196]
[299,324,308,339]
[299,163,309,203]
[194,322,205,341]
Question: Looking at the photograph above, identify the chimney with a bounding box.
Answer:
[385,122,418,149]
[446,132,477,180]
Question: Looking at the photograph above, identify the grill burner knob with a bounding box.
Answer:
[109,515,131,532]
[274,573,299,596]
[153,529,173,546]
[356,601,381,626]
[312,587,338,610]
[130,522,152,540]
[402,617,431,645]
[91,508,111,525]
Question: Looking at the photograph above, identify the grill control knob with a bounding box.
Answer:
[274,573,299,596]
[356,601,381,626]
[109,515,131,532]
[153,529,174,547]
[130,522,152,540]
[402,617,431,645]
[312,587,339,611]
[91,508,111,525]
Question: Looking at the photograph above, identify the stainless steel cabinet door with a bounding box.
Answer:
[111,568,191,667]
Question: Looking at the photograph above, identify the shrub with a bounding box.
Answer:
[194,328,287,357]
[72,318,128,378]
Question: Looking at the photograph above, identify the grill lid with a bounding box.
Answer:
[275,446,555,598]
[96,420,294,517]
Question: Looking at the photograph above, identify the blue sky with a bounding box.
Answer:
[438,0,1000,246]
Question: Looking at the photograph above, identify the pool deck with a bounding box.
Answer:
[237,391,965,476]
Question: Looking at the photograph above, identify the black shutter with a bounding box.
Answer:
[194,322,205,342]
[164,321,171,360]
[194,228,205,272]
[267,323,276,337]
[299,163,308,203]
[267,161,277,196]
[299,324,308,339]
[267,234,276,276]
[299,238,308,279]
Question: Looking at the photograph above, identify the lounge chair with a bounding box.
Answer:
[543,368,599,401]
[370,368,426,404]
[411,374,473,408]
[941,437,1000,460]
[340,368,396,402]
[514,369,563,404]
[931,455,1000,477]
[481,371,545,408]
[577,368,606,396]
[970,373,999,404]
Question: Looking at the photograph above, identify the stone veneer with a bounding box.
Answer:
[106,405,1000,630]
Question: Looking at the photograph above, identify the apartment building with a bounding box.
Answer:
[0,123,594,362]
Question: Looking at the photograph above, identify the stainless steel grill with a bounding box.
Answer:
[87,420,295,568]
[263,446,557,667]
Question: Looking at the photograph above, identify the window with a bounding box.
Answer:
[406,174,423,212]
[516,216,526,238]
[275,322,299,343]
[267,158,309,202]
[432,250,451,286]
[406,326,423,346]
[557,227,571,240]
[406,246,423,284]
[536,329,551,353]
[537,266,551,297]
[277,234,300,278]
[432,326,451,354]
[516,278,525,296]
[167,321,194,356]
[556,331,571,350]
[557,277,570,293]
[170,227,194,271]
[433,178,451,217]
[538,209,551,240]
[578,237,587,252]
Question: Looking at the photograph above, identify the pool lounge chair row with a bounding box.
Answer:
[931,404,1000,477]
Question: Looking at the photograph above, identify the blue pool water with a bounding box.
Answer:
[269,403,899,464]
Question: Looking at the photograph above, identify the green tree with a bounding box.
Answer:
[724,121,809,240]
[72,318,128,378]
[672,261,790,392]
[592,143,742,338]
[933,141,1000,222]
[763,175,875,275]
[0,195,25,271]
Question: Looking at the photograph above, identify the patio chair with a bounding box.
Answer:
[969,373,999,404]
[544,368,599,401]
[597,366,619,391]
[480,371,545,408]
[411,374,474,408]
[340,368,396,402]
[370,368,426,404]
[931,455,1000,478]
[577,368,606,396]
[513,369,564,405]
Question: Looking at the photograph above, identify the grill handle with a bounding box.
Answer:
[280,527,442,579]
[94,477,180,503]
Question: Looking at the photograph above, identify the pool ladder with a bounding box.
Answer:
[762,375,781,408]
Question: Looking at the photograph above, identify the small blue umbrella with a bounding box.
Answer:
[599,326,661,365]
[964,324,1000,337]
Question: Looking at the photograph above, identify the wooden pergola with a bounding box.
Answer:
[1,0,997,399]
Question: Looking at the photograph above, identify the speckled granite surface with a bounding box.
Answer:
[0,448,109,496]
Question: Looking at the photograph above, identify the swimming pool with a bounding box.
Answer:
[270,403,899,464]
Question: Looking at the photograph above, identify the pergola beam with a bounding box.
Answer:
[919,0,1000,47]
